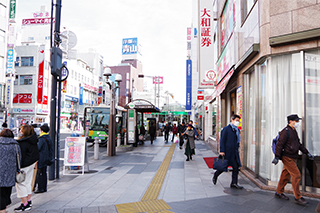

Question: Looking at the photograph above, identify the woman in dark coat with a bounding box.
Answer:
[183,124,195,161]
[212,114,243,189]
[0,129,21,213]
[14,125,39,212]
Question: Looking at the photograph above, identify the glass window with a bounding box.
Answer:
[20,75,33,85]
[15,57,19,67]
[0,4,6,17]
[241,0,257,23]
[21,57,34,66]
[14,75,18,85]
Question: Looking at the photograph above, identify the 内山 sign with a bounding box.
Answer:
[122,38,138,55]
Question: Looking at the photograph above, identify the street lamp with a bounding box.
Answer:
[104,67,122,156]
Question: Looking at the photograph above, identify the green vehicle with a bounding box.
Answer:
[84,106,127,147]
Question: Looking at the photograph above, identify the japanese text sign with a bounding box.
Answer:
[64,137,86,166]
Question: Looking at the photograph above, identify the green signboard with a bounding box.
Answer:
[129,109,134,118]
[9,0,16,19]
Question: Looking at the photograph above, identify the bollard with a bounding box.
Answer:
[124,132,127,145]
[94,137,99,160]
[117,133,121,147]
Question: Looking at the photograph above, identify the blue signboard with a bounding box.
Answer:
[122,38,138,55]
[186,60,192,110]
[62,61,67,77]
[6,49,14,74]
[79,87,83,105]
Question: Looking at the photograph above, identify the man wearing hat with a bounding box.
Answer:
[272,114,314,205]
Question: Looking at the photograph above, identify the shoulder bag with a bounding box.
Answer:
[213,155,229,172]
[15,145,26,183]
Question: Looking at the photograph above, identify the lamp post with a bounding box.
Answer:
[104,68,122,156]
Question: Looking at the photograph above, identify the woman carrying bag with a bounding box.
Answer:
[14,125,39,212]
[0,129,21,213]
[183,124,196,161]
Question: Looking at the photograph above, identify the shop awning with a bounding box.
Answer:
[124,99,161,113]
[216,68,234,97]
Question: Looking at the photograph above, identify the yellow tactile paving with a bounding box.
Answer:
[116,143,176,213]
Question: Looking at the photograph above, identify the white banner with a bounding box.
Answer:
[199,0,215,88]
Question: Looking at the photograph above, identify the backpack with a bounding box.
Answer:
[272,128,290,154]
[44,137,54,166]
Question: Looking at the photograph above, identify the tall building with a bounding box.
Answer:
[0,0,9,126]
[195,0,320,195]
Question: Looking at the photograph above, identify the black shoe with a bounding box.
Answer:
[28,200,32,207]
[34,189,46,194]
[179,146,182,149]
[274,192,289,200]
[186,157,189,161]
[212,176,217,185]
[190,155,192,160]
[230,184,243,189]
[295,197,309,205]
[14,203,31,212]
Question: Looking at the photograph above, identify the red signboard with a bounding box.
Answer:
[22,18,54,25]
[153,76,163,84]
[197,95,204,100]
[37,46,45,104]
[43,96,48,105]
[13,94,32,104]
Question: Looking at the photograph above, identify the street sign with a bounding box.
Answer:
[153,76,163,84]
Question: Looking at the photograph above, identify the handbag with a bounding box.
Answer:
[15,145,26,183]
[213,155,229,172]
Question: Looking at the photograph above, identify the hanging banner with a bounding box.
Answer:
[37,45,45,104]
[199,0,216,88]
[236,86,243,130]
[186,60,192,110]
[62,61,67,93]
[79,87,83,105]
[6,49,14,74]
[9,0,16,20]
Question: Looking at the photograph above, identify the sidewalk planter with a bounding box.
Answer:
[116,145,133,152]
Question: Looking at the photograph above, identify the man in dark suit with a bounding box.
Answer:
[212,114,243,189]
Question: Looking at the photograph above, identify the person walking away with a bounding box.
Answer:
[183,124,196,161]
[164,123,170,143]
[272,114,313,206]
[178,122,186,149]
[149,123,156,145]
[0,129,21,213]
[171,124,178,142]
[139,124,146,143]
[212,115,243,189]
[35,124,53,194]
[14,125,39,212]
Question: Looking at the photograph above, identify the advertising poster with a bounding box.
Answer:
[64,137,86,166]
[37,45,45,104]
[186,60,192,110]
[236,86,242,130]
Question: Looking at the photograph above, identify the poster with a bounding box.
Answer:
[236,86,242,130]
[64,137,86,166]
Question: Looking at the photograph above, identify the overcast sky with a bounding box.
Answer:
[15,0,192,105]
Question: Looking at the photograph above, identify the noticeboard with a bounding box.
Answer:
[64,137,86,166]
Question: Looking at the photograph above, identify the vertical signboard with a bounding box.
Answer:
[5,78,13,109]
[79,87,83,105]
[37,45,45,104]
[62,61,67,93]
[6,49,14,74]
[199,0,215,87]
[236,86,242,130]
[186,60,192,110]
[9,0,16,20]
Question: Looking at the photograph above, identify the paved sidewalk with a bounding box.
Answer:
[7,135,320,213]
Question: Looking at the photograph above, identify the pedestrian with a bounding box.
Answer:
[188,120,198,139]
[178,122,186,149]
[14,124,39,212]
[183,124,195,161]
[272,114,313,206]
[140,123,146,136]
[171,123,178,142]
[0,129,21,213]
[212,115,243,189]
[164,123,170,143]
[149,123,156,145]
[34,124,53,194]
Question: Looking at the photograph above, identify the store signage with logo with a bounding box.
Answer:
[13,93,32,103]
[199,0,216,87]
[65,95,78,102]
[197,90,204,100]
[37,109,49,114]
[6,49,14,74]
[37,45,45,104]
[13,108,34,113]
[216,68,234,97]
[5,78,13,108]
[22,18,54,25]
[122,38,138,55]
[9,0,16,20]
[186,60,192,110]
[83,83,97,92]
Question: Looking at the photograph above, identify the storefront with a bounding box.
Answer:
[240,50,320,192]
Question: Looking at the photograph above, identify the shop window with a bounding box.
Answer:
[20,75,33,85]
[21,57,34,66]
[241,0,257,23]
[15,57,20,67]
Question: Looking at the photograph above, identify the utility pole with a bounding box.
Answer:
[49,0,67,180]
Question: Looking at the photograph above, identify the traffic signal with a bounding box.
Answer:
[51,47,62,76]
